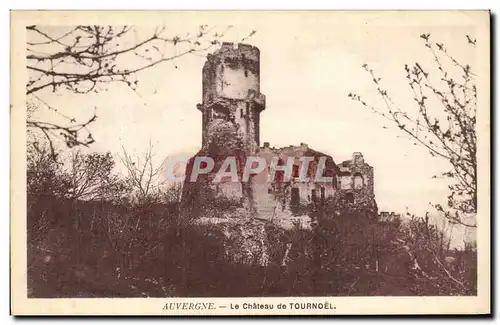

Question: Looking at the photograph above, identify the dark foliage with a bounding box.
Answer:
[27,198,476,297]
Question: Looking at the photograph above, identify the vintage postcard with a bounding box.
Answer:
[10,10,490,315]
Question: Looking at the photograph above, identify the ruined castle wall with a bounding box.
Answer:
[250,144,338,218]
[218,64,259,99]
[336,153,377,213]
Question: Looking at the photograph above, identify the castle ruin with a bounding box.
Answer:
[181,43,377,221]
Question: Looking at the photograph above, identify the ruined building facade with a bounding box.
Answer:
[336,152,377,213]
[181,43,376,220]
[254,142,339,219]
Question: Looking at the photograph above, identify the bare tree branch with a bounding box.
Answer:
[349,33,477,226]
[120,140,162,204]
[26,25,256,154]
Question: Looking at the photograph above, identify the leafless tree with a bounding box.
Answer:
[27,140,65,198]
[394,213,473,294]
[27,25,255,155]
[64,150,128,202]
[120,141,162,204]
[349,33,477,227]
[27,138,127,203]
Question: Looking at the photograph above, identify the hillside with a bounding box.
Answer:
[27,194,477,297]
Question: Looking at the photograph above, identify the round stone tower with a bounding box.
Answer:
[197,42,266,154]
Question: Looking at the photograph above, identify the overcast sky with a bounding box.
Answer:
[28,12,483,244]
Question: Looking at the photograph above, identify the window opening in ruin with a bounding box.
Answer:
[320,187,325,203]
[345,192,354,204]
[311,189,317,202]
[246,102,250,116]
[274,158,286,182]
[354,173,364,189]
[291,187,300,207]
[333,175,338,189]
[242,54,248,77]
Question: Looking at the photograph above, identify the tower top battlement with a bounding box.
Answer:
[206,42,260,64]
[201,42,262,104]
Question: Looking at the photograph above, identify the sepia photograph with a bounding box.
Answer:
[10,10,490,315]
